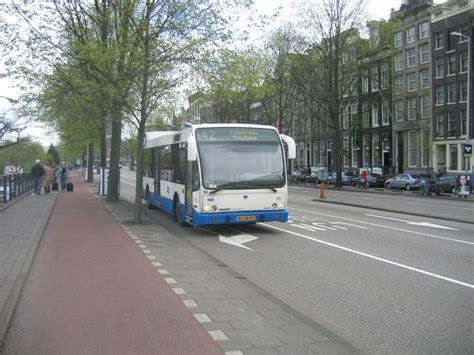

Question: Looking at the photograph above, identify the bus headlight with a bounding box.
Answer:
[203,205,210,212]
[277,202,284,209]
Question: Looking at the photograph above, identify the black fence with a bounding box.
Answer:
[1,173,34,204]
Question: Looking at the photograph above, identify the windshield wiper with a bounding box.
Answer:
[209,181,278,194]
[208,182,242,194]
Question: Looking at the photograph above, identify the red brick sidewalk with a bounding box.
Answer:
[2,174,222,355]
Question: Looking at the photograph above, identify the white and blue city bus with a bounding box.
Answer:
[143,123,296,227]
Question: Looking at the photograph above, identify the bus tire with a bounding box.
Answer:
[174,196,186,226]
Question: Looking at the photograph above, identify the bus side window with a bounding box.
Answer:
[192,162,200,191]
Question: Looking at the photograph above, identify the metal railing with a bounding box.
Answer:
[1,173,34,204]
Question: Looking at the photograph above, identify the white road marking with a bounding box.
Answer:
[219,234,257,251]
[208,330,228,341]
[172,287,186,295]
[165,278,176,284]
[262,223,474,289]
[365,214,460,230]
[194,313,211,322]
[151,262,162,267]
[290,207,474,246]
[158,269,169,274]
[183,300,197,307]
[330,221,367,229]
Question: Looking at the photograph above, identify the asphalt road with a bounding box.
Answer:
[118,169,474,354]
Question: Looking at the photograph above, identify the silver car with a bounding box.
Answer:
[384,174,421,191]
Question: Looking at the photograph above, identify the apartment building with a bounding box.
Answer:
[430,0,473,174]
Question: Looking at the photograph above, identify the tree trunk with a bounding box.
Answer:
[107,109,122,201]
[100,121,107,169]
[87,142,94,183]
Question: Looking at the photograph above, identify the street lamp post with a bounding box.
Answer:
[450,32,471,173]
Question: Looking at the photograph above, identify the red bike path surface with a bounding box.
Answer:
[1,175,223,355]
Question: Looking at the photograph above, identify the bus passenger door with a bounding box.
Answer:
[185,161,194,218]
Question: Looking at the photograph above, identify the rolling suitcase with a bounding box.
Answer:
[66,180,74,192]
[52,182,59,191]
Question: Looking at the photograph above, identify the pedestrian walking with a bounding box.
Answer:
[359,169,368,189]
[42,162,54,194]
[31,159,45,195]
[59,161,68,192]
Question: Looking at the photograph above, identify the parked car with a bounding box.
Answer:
[384,174,422,190]
[327,171,357,185]
[435,173,472,194]
[351,173,386,187]
[304,172,319,184]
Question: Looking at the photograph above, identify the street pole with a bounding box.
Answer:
[450,32,471,174]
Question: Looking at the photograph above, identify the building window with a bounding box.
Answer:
[362,102,370,128]
[343,106,350,129]
[419,44,430,64]
[419,21,429,39]
[394,76,404,95]
[382,99,389,125]
[408,130,417,167]
[460,81,467,102]
[421,129,429,167]
[381,63,389,89]
[448,83,457,103]
[449,144,458,170]
[395,100,405,122]
[448,54,456,75]
[407,26,416,44]
[407,48,416,67]
[408,98,417,121]
[362,71,369,93]
[435,85,445,105]
[435,113,445,137]
[435,57,444,78]
[395,52,404,71]
[448,112,457,136]
[460,51,468,72]
[372,102,379,127]
[394,31,403,48]
[420,70,430,89]
[434,32,444,49]
[458,23,469,38]
[371,67,379,92]
[460,110,467,136]
[420,95,430,120]
[407,73,416,92]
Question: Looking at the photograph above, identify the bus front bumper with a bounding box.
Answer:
[192,210,288,227]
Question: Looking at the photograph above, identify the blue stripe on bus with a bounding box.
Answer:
[144,191,288,227]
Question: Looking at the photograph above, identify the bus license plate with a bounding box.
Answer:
[237,216,256,221]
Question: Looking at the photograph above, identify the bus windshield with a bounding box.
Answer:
[196,127,285,190]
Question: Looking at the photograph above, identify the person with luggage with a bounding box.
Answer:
[31,159,45,195]
[42,162,54,194]
[59,161,68,192]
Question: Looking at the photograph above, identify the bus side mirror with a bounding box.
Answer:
[280,134,296,159]
[188,136,197,161]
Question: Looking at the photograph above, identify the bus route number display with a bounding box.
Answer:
[197,128,275,142]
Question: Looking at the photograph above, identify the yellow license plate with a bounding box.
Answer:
[237,216,256,221]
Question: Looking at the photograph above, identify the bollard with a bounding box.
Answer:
[320,181,325,199]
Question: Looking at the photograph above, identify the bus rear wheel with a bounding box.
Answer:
[174,197,186,226]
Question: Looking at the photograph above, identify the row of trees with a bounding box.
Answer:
[2,0,254,223]
[1,0,400,221]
